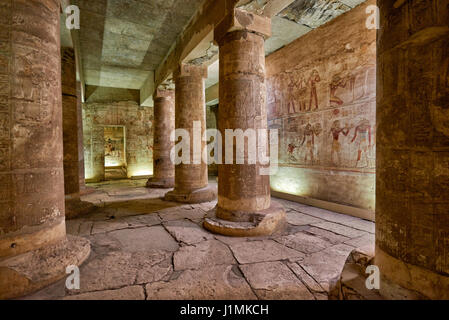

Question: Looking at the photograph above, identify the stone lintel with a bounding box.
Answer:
[214,8,271,45]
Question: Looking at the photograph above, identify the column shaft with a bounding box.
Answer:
[61,48,94,219]
[62,47,80,197]
[164,64,216,203]
[376,0,449,299]
[0,0,90,299]
[217,30,271,217]
[147,89,175,188]
[203,9,285,236]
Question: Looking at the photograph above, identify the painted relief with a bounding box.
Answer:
[267,58,376,171]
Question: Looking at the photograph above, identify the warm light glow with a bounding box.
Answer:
[270,167,307,195]
[104,159,123,167]
[128,165,153,178]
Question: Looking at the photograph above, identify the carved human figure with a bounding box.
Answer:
[273,75,283,116]
[308,69,321,111]
[350,119,372,168]
[330,120,351,166]
[294,70,307,112]
[285,74,294,114]
[329,74,356,106]
[300,123,319,164]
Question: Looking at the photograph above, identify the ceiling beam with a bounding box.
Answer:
[262,0,296,17]
[154,0,240,88]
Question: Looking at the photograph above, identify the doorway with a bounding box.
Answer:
[104,126,127,180]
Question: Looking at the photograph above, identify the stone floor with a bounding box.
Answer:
[22,179,375,300]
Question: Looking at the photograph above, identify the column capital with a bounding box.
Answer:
[154,88,175,100]
[214,8,271,45]
[174,63,208,80]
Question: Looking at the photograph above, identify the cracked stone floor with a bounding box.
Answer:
[22,179,375,300]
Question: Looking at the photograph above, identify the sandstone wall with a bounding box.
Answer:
[266,0,376,211]
[83,100,153,181]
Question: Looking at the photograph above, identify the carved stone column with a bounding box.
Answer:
[61,47,95,219]
[0,0,90,299]
[375,0,449,299]
[203,9,285,236]
[147,88,175,188]
[164,64,217,203]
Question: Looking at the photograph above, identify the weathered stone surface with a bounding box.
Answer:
[344,233,375,255]
[375,0,449,300]
[287,262,325,293]
[91,220,130,235]
[303,226,350,244]
[62,47,81,198]
[174,240,235,271]
[299,244,354,291]
[286,211,323,226]
[64,286,145,300]
[133,251,173,284]
[164,64,216,204]
[147,89,175,189]
[274,231,332,254]
[229,240,304,264]
[311,221,367,238]
[108,226,179,252]
[267,0,376,211]
[158,206,208,223]
[164,219,214,244]
[145,265,257,300]
[329,249,382,300]
[240,261,315,300]
[0,236,91,300]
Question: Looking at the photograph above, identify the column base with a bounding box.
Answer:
[164,185,217,204]
[375,246,449,300]
[65,198,97,220]
[0,235,91,300]
[329,248,383,300]
[146,177,175,189]
[203,201,286,237]
[79,187,96,196]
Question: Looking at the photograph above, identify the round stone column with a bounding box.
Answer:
[203,9,285,236]
[375,1,449,299]
[61,47,95,219]
[164,64,217,203]
[147,89,175,188]
[0,0,90,299]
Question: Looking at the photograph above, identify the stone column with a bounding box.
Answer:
[147,89,175,188]
[376,1,449,299]
[164,64,217,203]
[203,9,285,236]
[61,47,95,219]
[0,0,90,299]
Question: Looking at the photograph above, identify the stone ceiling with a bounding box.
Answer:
[72,0,367,94]
[74,0,204,89]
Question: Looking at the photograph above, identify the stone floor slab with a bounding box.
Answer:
[109,226,179,252]
[229,240,304,264]
[240,261,315,300]
[164,219,214,244]
[174,240,235,271]
[286,211,324,226]
[274,232,333,254]
[64,286,145,300]
[311,221,367,238]
[145,265,257,300]
[299,244,355,292]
